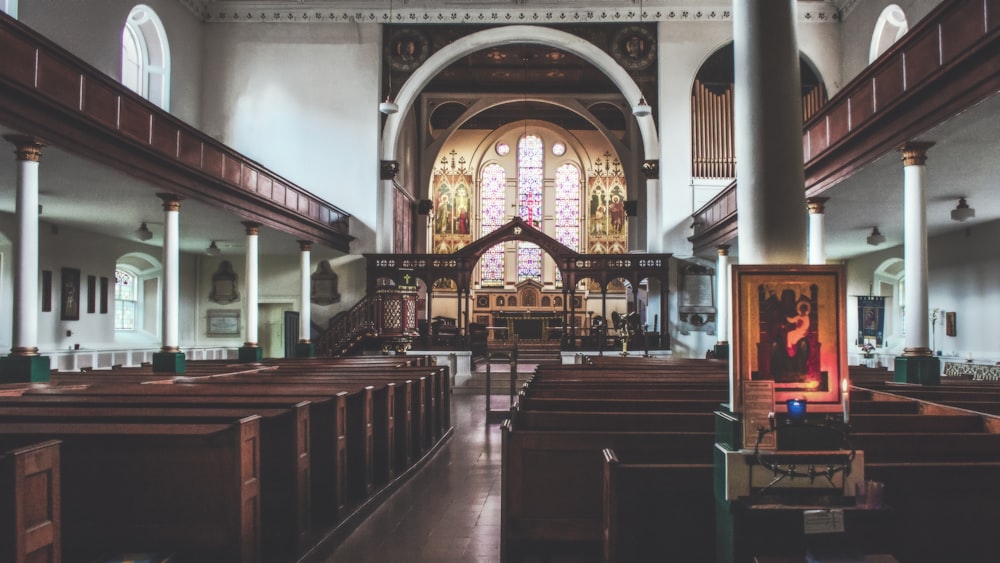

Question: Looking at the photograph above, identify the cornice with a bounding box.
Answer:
[186,2,840,25]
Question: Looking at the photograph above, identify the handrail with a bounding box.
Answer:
[315,296,375,357]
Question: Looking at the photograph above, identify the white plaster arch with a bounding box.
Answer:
[381,25,659,161]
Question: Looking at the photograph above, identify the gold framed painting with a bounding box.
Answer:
[732,264,847,414]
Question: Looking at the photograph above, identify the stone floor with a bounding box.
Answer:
[320,380,508,562]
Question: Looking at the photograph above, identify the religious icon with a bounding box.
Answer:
[61,267,81,321]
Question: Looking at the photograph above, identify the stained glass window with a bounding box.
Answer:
[554,163,581,286]
[114,269,137,330]
[517,135,543,228]
[517,135,544,283]
[480,163,506,287]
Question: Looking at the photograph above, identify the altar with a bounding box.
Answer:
[492,311,563,342]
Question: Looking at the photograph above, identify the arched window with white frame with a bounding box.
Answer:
[114,269,138,331]
[121,4,171,109]
[869,4,908,63]
[1,0,18,18]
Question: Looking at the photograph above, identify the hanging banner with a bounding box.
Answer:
[857,296,885,347]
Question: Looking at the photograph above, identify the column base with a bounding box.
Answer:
[294,342,315,358]
[152,351,186,374]
[0,355,51,383]
[238,346,264,362]
[894,355,940,385]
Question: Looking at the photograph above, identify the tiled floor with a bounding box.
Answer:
[322,388,505,563]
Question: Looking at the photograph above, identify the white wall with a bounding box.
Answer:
[18,0,204,126]
[845,219,1000,362]
[199,22,381,246]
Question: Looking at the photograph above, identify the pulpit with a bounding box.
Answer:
[373,281,419,354]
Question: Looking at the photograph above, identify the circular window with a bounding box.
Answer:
[495,142,510,156]
[551,142,566,156]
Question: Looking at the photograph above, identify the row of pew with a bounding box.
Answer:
[0,354,452,563]
[501,358,1000,562]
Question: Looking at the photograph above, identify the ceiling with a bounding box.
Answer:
[2,1,995,264]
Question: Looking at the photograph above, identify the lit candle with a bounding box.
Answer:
[842,377,850,424]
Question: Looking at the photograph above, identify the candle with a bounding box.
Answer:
[786,398,807,422]
[842,377,850,424]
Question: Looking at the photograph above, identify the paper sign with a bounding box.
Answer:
[742,380,775,450]
[803,509,845,534]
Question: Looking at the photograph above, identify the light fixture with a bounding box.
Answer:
[951,197,975,222]
[135,222,153,241]
[205,240,222,256]
[632,96,652,117]
[866,226,885,246]
[379,0,399,115]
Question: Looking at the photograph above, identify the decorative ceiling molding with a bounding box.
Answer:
[188,3,840,25]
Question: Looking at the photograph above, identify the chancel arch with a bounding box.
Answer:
[379,25,660,254]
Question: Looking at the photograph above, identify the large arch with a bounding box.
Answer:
[379,25,661,254]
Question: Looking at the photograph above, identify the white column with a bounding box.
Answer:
[900,143,934,357]
[807,197,829,265]
[299,241,312,344]
[716,245,731,348]
[733,0,807,264]
[243,222,260,348]
[158,194,182,353]
[4,136,44,356]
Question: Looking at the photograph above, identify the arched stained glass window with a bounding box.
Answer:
[554,163,581,286]
[114,269,137,330]
[480,163,506,287]
[517,135,543,283]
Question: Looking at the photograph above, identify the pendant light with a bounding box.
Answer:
[379,0,399,115]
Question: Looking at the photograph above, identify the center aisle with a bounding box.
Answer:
[320,388,504,562]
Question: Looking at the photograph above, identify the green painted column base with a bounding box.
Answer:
[238,346,263,362]
[295,342,315,358]
[0,355,51,383]
[152,351,186,373]
[894,355,940,385]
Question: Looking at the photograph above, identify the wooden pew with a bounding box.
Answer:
[500,422,715,562]
[0,418,260,563]
[0,403,310,559]
[602,449,714,563]
[0,440,61,563]
[0,388,351,525]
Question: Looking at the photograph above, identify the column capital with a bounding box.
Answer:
[898,141,935,167]
[3,135,46,162]
[805,196,830,214]
[156,193,184,211]
[716,245,731,257]
[298,240,313,252]
[242,222,260,236]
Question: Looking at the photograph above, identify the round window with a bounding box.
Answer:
[495,142,510,156]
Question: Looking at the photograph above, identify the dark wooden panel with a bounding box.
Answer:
[203,144,224,178]
[35,51,80,110]
[806,119,827,159]
[940,0,987,64]
[178,131,202,168]
[872,58,904,112]
[0,27,37,88]
[118,97,150,144]
[298,192,310,214]
[150,115,177,157]
[826,100,849,147]
[990,0,1000,32]
[242,165,259,193]
[849,82,874,130]
[223,154,242,186]
[903,28,942,89]
[319,207,330,225]
[286,189,299,211]
[257,176,272,199]
[81,78,119,130]
[272,181,286,205]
